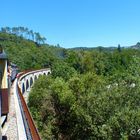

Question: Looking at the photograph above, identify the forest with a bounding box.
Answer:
[0,27,140,139]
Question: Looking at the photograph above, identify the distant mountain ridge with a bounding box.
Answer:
[130,42,140,49]
[69,46,117,52]
[70,42,140,51]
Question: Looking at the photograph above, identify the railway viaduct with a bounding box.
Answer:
[1,68,51,140]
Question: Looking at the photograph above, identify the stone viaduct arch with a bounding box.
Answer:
[30,77,33,87]
[18,69,51,94]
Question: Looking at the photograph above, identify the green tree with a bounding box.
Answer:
[52,60,77,81]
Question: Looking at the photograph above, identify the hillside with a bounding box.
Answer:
[0,32,65,71]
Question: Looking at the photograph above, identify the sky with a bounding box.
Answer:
[0,0,140,48]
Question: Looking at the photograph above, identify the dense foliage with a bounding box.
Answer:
[1,28,140,139]
[28,45,140,139]
[0,31,65,70]
[29,73,140,139]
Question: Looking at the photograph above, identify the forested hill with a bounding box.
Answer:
[0,26,140,75]
[0,30,66,71]
[70,43,140,51]
[1,27,140,139]
[0,27,140,75]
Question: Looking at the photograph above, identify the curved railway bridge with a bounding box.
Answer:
[2,68,51,140]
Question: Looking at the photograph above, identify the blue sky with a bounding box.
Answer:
[0,0,140,48]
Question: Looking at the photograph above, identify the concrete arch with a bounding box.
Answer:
[22,83,25,93]
[18,69,51,94]
[26,80,29,90]
[38,72,42,77]
[34,75,37,81]
[30,77,33,87]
